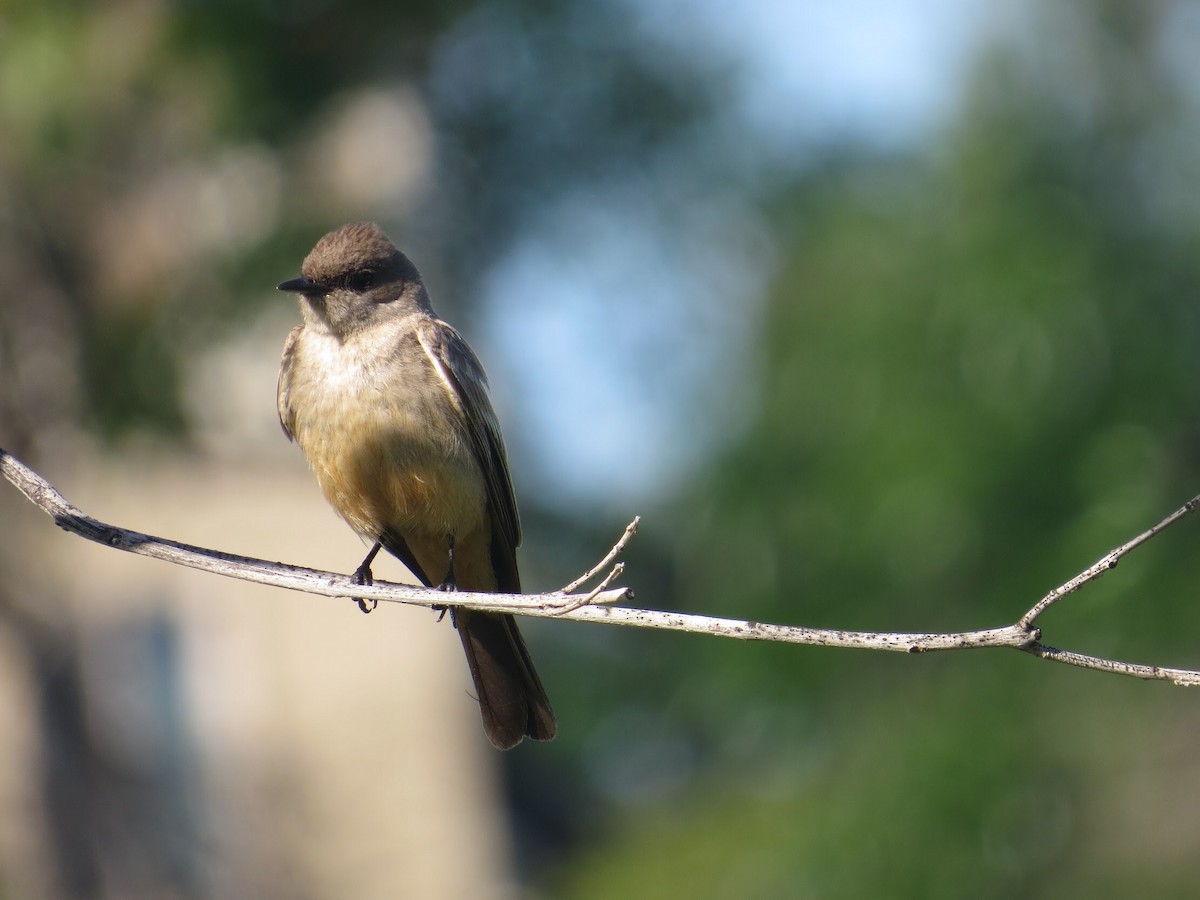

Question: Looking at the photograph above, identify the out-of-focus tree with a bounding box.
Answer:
[0,0,720,453]
[556,2,1200,896]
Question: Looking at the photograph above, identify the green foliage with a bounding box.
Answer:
[554,7,1200,896]
[81,307,187,438]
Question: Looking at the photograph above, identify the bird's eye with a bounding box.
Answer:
[346,271,375,292]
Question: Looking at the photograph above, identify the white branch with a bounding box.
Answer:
[1019,493,1200,628]
[2,447,1198,685]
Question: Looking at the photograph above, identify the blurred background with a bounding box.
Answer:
[2,0,1200,896]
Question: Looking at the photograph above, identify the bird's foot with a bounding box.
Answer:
[352,553,378,615]
[350,542,384,614]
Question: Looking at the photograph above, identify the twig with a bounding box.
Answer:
[560,516,639,593]
[1019,493,1200,628]
[1022,641,1200,686]
[2,446,1198,684]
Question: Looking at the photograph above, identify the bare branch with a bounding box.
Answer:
[1019,493,1200,628]
[3,446,1198,684]
[1022,641,1200,686]
[0,446,628,613]
[560,516,639,593]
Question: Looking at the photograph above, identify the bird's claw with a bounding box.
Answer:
[353,563,377,613]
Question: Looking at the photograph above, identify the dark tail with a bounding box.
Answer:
[456,609,557,750]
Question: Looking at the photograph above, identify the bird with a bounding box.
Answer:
[276,222,555,749]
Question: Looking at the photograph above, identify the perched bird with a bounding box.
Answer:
[276,222,555,749]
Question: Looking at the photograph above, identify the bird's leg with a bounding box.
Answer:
[435,534,457,624]
[441,533,459,590]
[352,541,383,614]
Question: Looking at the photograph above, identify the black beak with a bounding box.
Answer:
[277,276,322,294]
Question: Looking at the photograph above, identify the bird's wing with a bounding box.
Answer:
[276,324,303,441]
[416,317,522,584]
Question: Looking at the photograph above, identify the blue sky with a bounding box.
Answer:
[623,0,1005,149]
[481,0,1012,514]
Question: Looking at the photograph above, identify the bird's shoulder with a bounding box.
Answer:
[414,316,488,382]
